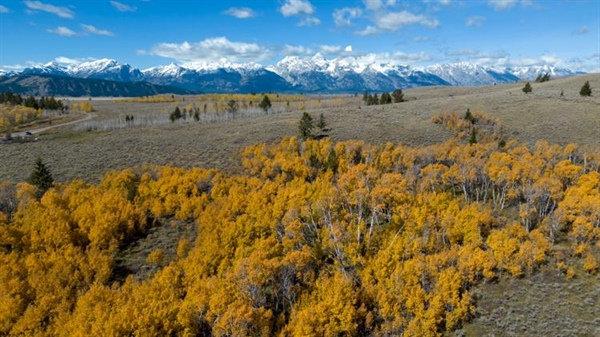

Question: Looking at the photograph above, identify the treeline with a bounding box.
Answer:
[363,89,405,106]
[0,126,598,335]
[0,91,64,110]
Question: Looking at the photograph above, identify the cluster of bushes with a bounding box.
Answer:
[362,89,405,106]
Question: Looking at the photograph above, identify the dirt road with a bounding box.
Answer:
[10,112,94,138]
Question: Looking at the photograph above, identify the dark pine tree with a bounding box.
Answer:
[298,112,314,140]
[29,158,54,199]
[259,95,272,112]
[391,89,405,103]
[580,80,592,96]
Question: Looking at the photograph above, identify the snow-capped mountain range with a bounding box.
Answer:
[3,57,583,94]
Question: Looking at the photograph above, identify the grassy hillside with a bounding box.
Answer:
[0,74,597,184]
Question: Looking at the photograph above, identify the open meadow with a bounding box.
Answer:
[1,74,598,183]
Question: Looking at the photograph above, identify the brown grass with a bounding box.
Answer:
[0,73,598,184]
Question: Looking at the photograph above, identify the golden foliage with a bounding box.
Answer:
[0,135,598,336]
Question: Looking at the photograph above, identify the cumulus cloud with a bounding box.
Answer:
[445,49,480,57]
[356,25,379,36]
[299,17,321,26]
[282,44,314,56]
[320,45,342,54]
[0,5,9,13]
[24,1,74,18]
[54,56,96,64]
[333,7,362,27]
[356,0,440,35]
[572,25,589,35]
[487,0,517,10]
[280,0,315,16]
[364,0,383,11]
[223,7,256,19]
[110,1,137,12]
[345,45,353,52]
[150,37,271,63]
[354,51,432,66]
[280,0,320,26]
[465,16,485,28]
[81,24,114,36]
[47,26,77,37]
[423,0,451,5]
[375,11,439,31]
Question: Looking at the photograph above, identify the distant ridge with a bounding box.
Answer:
[0,74,195,97]
[1,57,585,95]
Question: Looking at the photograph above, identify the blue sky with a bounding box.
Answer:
[0,0,598,71]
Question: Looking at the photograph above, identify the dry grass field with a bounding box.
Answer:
[1,73,597,184]
[0,73,599,335]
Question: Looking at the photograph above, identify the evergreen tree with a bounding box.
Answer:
[380,92,392,104]
[170,106,182,122]
[316,113,326,132]
[259,95,272,112]
[29,158,54,199]
[580,80,592,96]
[522,82,532,94]
[464,108,475,124]
[362,91,369,103]
[391,89,405,103]
[469,129,478,145]
[298,112,314,140]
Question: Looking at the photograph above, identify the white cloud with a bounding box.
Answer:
[423,0,451,5]
[375,11,439,31]
[54,56,96,65]
[150,37,271,63]
[354,51,432,66]
[81,24,114,36]
[572,25,589,35]
[487,0,517,10]
[299,17,321,26]
[223,7,256,19]
[345,45,353,52]
[446,49,479,57]
[356,25,379,36]
[282,44,314,56]
[364,0,383,11]
[110,1,137,12]
[333,7,362,27]
[24,1,74,18]
[280,0,315,16]
[47,26,77,37]
[0,5,9,13]
[280,0,320,26]
[320,45,342,54]
[414,35,435,42]
[465,16,485,28]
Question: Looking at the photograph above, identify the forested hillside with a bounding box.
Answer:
[1,116,599,335]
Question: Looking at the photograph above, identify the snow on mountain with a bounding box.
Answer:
[22,62,69,77]
[267,55,448,92]
[507,65,583,80]
[68,59,144,82]
[424,62,519,86]
[3,56,585,93]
